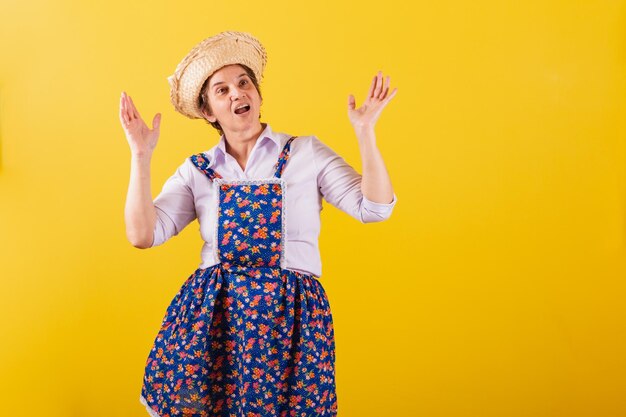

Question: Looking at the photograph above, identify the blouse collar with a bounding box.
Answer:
[215,123,280,157]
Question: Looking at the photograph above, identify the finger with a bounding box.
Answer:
[128,95,141,120]
[366,75,376,99]
[119,93,125,121]
[373,70,383,98]
[379,75,390,100]
[347,94,356,110]
[152,113,161,131]
[121,92,130,124]
[123,92,134,122]
[383,87,398,105]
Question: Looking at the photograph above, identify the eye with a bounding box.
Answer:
[240,79,248,86]
[217,87,226,94]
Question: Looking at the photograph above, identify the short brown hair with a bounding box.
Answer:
[198,64,263,136]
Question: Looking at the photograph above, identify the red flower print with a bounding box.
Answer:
[268,254,280,266]
[221,230,232,245]
[263,281,278,293]
[252,367,265,380]
[270,210,280,223]
[258,323,270,335]
[191,320,205,332]
[244,308,259,319]
[255,184,269,195]
[249,294,262,307]
[252,227,268,239]
[288,394,302,408]
[223,188,234,203]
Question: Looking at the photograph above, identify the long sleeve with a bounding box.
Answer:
[311,136,397,223]
[150,158,197,247]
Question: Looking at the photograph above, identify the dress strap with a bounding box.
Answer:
[190,153,223,182]
[272,136,298,178]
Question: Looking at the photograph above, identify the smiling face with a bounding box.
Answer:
[199,64,263,135]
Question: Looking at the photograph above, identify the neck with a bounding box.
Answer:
[223,122,266,171]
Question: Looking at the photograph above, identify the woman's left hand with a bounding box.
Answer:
[348,70,398,130]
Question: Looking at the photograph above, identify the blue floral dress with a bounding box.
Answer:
[140,136,338,417]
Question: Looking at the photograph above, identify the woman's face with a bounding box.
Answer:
[201,64,262,132]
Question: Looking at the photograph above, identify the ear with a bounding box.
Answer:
[200,107,217,123]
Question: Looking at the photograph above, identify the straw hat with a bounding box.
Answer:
[167,31,268,120]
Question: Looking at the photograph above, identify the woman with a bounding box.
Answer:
[120,31,397,417]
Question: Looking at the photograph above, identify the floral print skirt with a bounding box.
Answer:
[140,263,338,417]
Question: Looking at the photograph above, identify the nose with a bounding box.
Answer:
[230,86,247,101]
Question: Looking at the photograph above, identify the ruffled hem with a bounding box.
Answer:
[140,393,338,417]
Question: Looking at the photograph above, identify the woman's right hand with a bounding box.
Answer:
[119,91,161,157]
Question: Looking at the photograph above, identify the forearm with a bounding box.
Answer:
[124,154,157,248]
[355,126,395,204]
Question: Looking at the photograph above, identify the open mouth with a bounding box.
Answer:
[234,104,251,115]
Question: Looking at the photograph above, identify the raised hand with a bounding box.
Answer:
[119,91,161,157]
[347,70,398,130]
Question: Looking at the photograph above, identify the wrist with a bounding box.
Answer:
[353,123,375,135]
[131,152,153,163]
[354,125,376,145]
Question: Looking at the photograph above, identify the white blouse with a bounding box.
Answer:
[150,123,398,277]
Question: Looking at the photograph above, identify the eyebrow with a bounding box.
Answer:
[211,73,248,89]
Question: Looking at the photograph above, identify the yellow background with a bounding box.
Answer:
[1,1,625,416]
